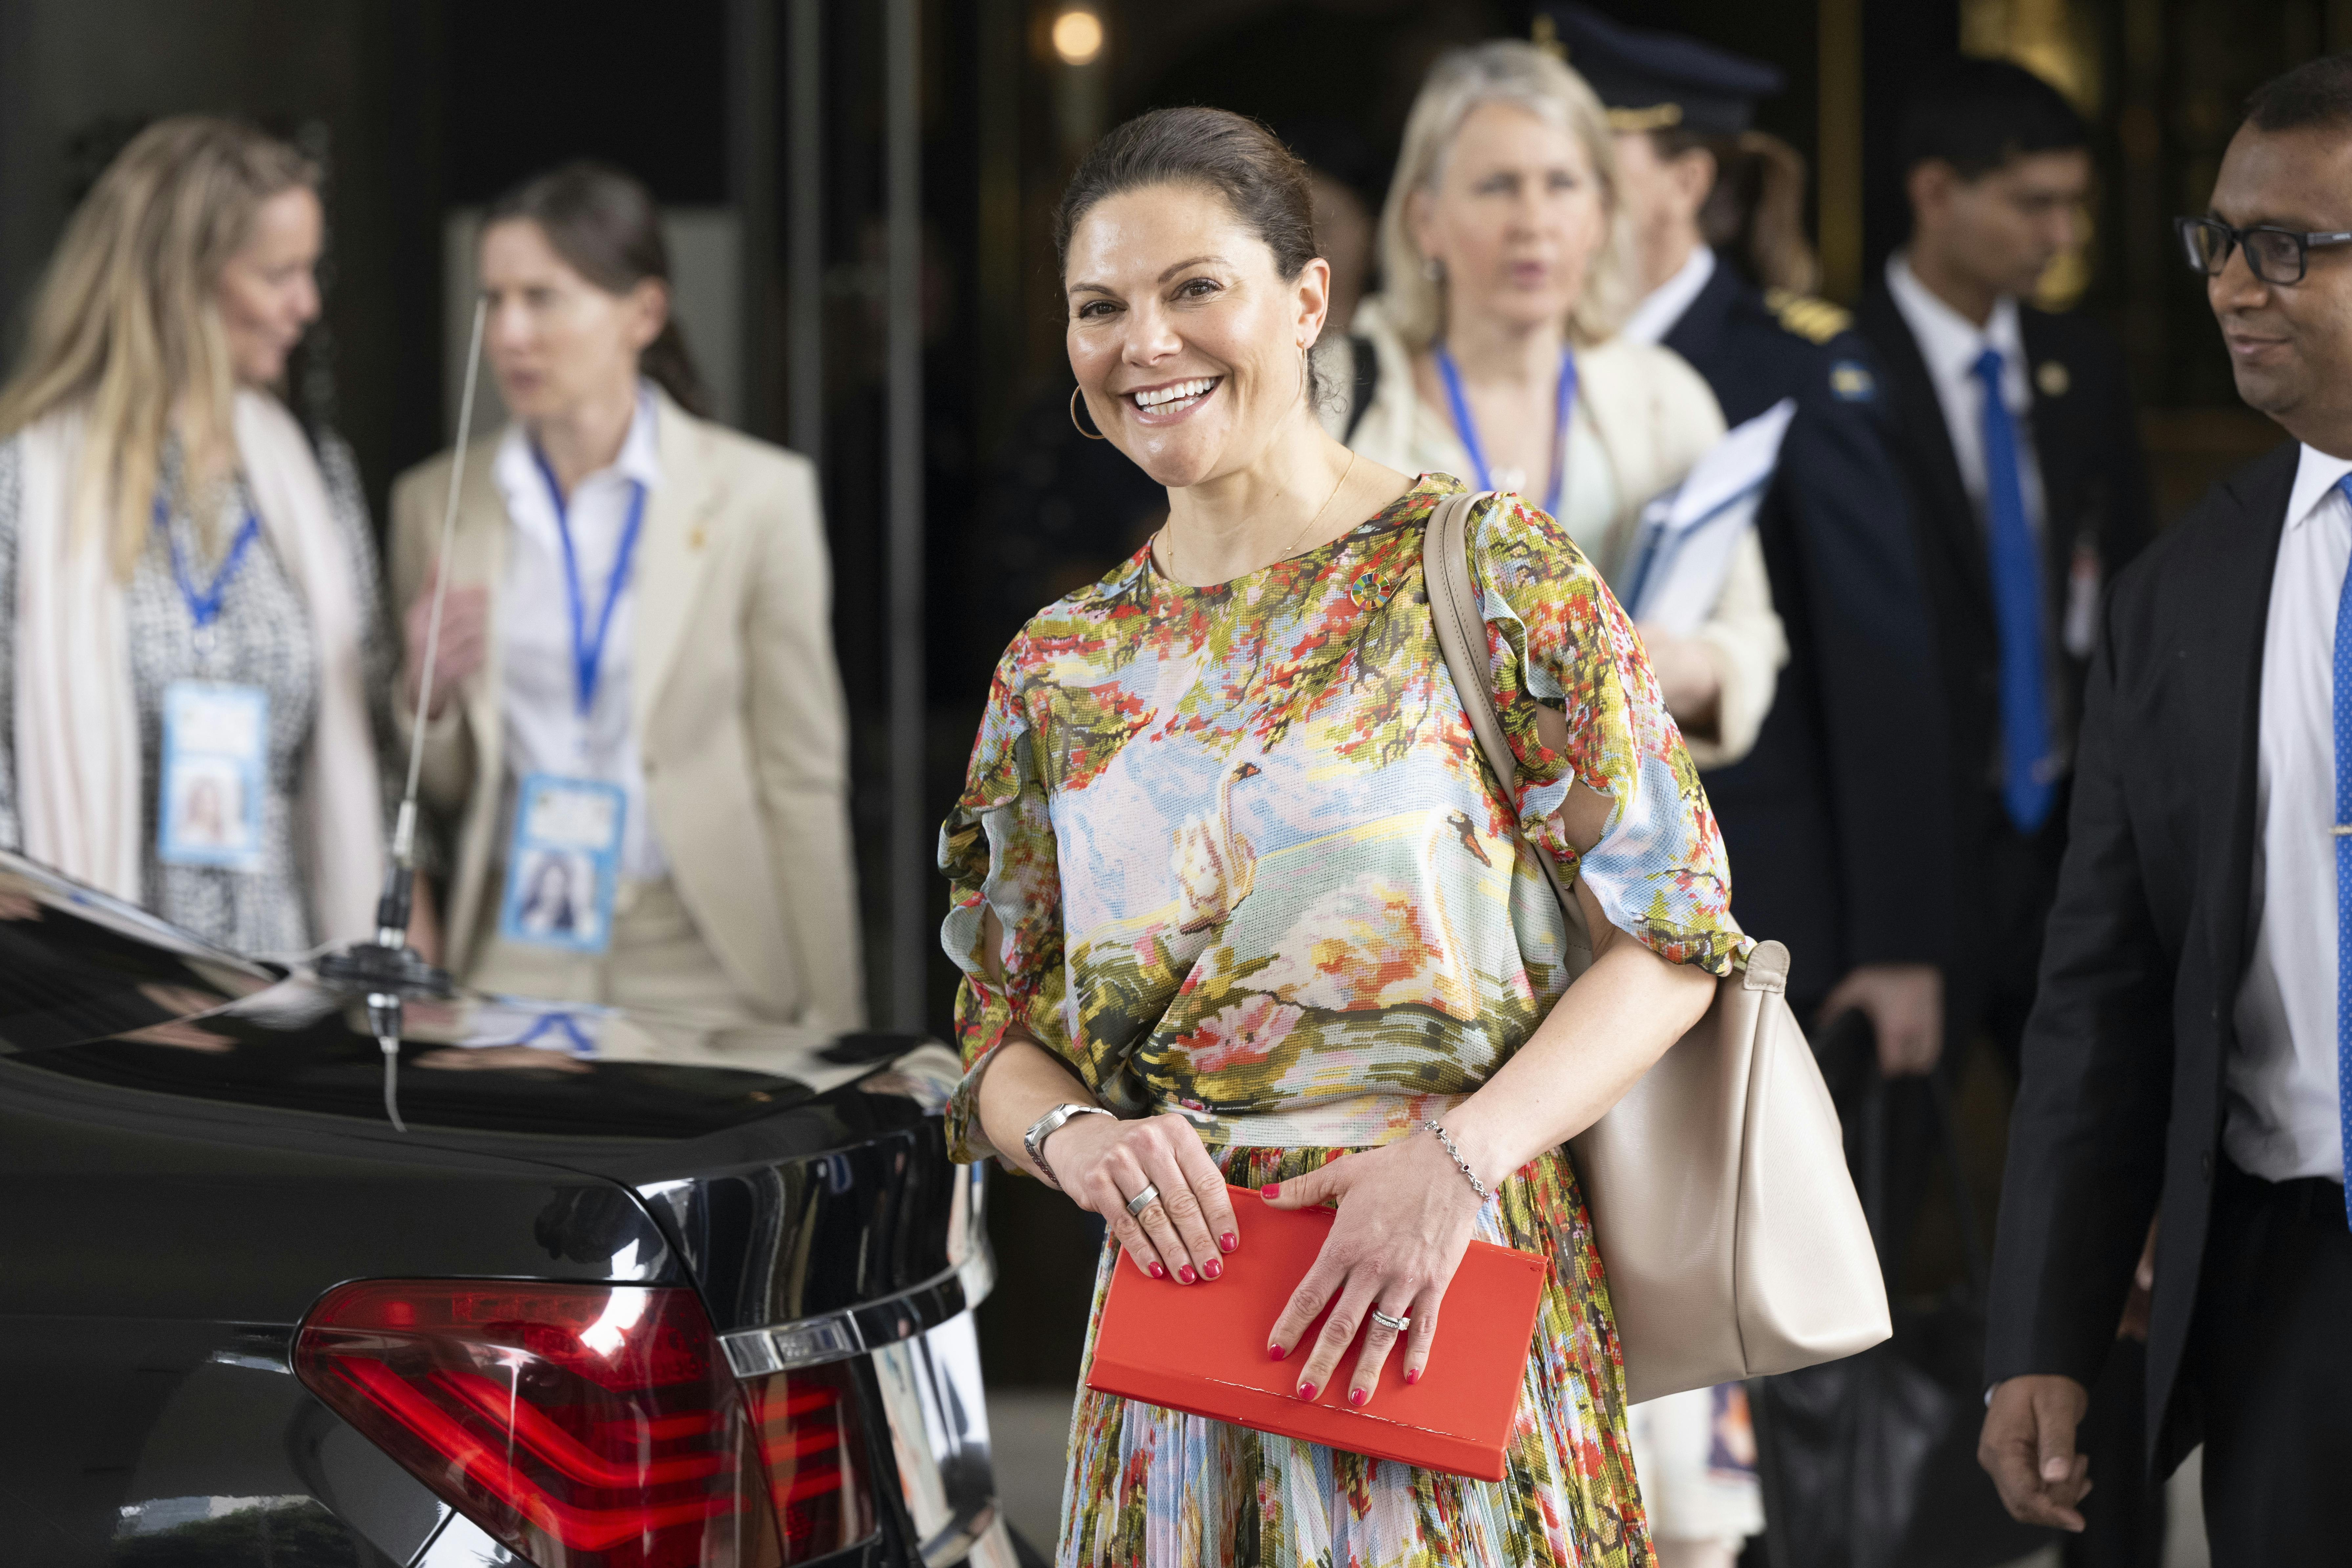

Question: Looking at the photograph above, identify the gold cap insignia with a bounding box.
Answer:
[1604,103,1684,132]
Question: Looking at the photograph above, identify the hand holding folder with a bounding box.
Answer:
[1086,1186,1548,1482]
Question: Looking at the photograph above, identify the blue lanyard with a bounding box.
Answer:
[515,1009,596,1056]
[153,493,262,633]
[1434,344,1579,518]
[531,446,647,719]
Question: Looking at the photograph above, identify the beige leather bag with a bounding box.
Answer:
[1422,489,1889,1405]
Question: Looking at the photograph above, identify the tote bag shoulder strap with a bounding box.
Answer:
[1421,489,1596,974]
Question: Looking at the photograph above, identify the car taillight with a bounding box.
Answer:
[295,1282,875,1568]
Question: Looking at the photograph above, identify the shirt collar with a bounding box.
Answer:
[1621,245,1717,347]
[495,382,664,512]
[1887,251,2025,382]
[2285,442,2352,532]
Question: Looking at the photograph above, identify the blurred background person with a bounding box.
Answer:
[1861,58,2152,1095]
[1861,55,2161,1567]
[0,116,406,958]
[391,161,862,1027]
[1324,39,1784,770]
[1984,54,2352,1564]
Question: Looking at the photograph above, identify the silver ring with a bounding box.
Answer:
[1124,1183,1161,1219]
[1370,1307,1412,1334]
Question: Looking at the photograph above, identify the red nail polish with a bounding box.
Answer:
[1220,1232,1238,1253]
[1177,1265,1197,1285]
[1268,1344,1286,1362]
[1404,1368,1420,1385]
[1260,1183,1280,1199]
[1349,1388,1368,1407]
[1147,1262,1164,1279]
[1201,1257,1222,1280]
[1297,1381,1317,1401]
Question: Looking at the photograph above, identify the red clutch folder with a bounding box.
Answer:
[1084,1186,1548,1483]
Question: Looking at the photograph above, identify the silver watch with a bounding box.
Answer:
[1024,1102,1111,1190]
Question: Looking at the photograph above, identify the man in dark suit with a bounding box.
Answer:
[1860,59,2155,1092]
[1981,56,2352,1562]
[1560,5,1952,1075]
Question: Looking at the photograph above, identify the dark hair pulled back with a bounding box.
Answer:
[1055,108,1324,401]
[484,160,713,419]
[1653,128,1819,296]
[1054,107,1320,281]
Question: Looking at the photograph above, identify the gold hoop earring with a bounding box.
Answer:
[1069,386,1109,441]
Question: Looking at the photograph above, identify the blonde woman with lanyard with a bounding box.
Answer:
[392,162,862,1027]
[1328,40,1784,768]
[0,117,403,955]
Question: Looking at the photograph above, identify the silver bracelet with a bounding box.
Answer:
[1421,1119,1491,1203]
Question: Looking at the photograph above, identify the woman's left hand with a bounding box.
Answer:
[1261,1130,1487,1407]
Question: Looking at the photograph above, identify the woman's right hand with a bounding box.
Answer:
[402,564,488,720]
[1046,1110,1240,1286]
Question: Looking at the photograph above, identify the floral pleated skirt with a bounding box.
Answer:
[1055,1145,1654,1568]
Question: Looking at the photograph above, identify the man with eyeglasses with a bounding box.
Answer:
[1981,54,2352,1562]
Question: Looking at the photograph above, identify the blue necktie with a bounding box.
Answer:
[2333,474,2352,1227]
[1973,348,2055,834]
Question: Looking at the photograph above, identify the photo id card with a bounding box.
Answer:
[497,773,626,955]
[158,681,268,872]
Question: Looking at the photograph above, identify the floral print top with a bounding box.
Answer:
[940,476,1749,1158]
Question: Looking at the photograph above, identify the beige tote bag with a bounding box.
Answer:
[1422,489,1889,1405]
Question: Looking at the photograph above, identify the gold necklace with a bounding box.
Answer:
[1160,450,1359,585]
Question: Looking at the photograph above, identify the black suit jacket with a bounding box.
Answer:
[1858,288,2154,869]
[1668,264,1952,999]
[1984,440,2300,1469]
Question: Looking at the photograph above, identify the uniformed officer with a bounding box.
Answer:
[1546,4,1954,1077]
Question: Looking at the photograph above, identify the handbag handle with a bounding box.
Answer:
[1420,489,1597,977]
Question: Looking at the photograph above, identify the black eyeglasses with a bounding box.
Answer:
[2177,215,2352,285]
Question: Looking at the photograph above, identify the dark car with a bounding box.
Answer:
[0,851,1027,1568]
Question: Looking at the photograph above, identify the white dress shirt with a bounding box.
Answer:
[494,388,669,883]
[2226,441,2352,1185]
[1621,245,1717,347]
[1884,252,2049,535]
[1887,252,2075,779]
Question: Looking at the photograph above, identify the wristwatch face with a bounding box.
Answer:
[1025,1103,1072,1161]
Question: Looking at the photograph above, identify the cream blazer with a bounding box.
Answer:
[389,390,865,1028]
[1326,297,1785,769]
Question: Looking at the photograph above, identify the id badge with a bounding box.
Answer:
[498,773,625,954]
[158,681,269,872]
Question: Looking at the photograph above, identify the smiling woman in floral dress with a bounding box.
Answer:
[940,105,1752,1568]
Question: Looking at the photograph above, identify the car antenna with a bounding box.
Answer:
[318,294,488,1133]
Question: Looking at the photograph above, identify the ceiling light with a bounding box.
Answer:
[1052,7,1104,67]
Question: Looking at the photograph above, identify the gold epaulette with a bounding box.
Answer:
[1764,289,1852,345]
